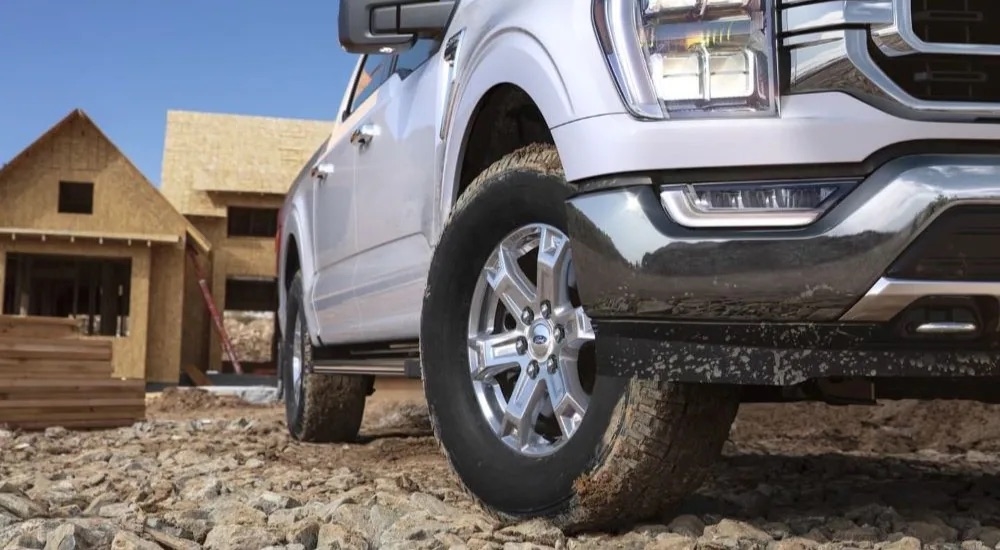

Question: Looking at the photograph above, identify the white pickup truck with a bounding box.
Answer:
[276,0,1000,532]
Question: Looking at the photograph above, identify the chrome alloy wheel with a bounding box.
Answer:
[291,313,305,408]
[467,223,596,457]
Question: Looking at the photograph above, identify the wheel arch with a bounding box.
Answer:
[437,29,578,231]
[277,205,322,347]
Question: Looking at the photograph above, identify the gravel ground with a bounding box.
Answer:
[3,382,1000,550]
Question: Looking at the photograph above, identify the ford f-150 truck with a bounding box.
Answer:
[275,0,1000,533]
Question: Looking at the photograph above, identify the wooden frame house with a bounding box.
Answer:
[0,109,211,384]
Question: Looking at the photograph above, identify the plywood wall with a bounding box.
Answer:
[160,110,332,217]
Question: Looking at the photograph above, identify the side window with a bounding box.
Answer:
[394,39,439,80]
[348,53,393,114]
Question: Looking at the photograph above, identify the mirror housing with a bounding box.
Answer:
[338,0,457,54]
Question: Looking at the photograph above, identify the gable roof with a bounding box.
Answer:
[0,109,210,253]
[160,110,333,217]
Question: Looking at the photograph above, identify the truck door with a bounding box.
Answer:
[310,52,394,344]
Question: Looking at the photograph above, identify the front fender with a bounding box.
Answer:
[436,0,626,237]
[277,204,322,347]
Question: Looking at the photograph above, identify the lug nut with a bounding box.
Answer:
[515,337,527,355]
[521,307,534,324]
[554,325,565,343]
[546,356,558,374]
[527,361,540,379]
[540,301,552,319]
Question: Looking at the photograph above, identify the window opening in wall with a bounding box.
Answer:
[2,253,132,337]
[58,181,94,214]
[221,277,278,368]
[227,207,279,238]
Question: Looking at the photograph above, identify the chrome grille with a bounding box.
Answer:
[868,42,1000,103]
[911,0,1000,46]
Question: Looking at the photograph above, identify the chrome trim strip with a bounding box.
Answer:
[842,279,1000,321]
[659,188,823,228]
[890,0,1000,56]
[782,0,892,35]
[915,322,978,334]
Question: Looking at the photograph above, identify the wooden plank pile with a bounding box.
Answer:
[0,315,145,430]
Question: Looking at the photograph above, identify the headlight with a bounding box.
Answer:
[593,0,778,119]
[659,179,857,228]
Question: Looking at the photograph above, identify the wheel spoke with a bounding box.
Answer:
[546,356,589,439]
[503,373,546,449]
[469,331,527,382]
[536,227,571,308]
[485,242,536,317]
[560,306,595,350]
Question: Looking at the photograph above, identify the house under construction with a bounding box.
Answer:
[159,110,332,376]
[0,109,211,383]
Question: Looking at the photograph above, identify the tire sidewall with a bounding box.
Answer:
[421,156,630,518]
[282,273,309,436]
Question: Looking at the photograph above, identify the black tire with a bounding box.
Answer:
[419,143,741,533]
[281,271,369,443]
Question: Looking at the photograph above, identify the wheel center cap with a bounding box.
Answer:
[528,321,554,360]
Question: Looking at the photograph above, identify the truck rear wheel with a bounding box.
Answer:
[281,271,369,443]
[419,143,740,532]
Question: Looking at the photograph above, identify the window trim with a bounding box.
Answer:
[340,38,444,121]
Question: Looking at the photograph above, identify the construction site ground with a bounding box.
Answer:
[3,376,1000,550]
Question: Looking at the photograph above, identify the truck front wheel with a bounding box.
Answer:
[281,271,369,443]
[419,144,740,532]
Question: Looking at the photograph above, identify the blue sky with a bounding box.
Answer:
[0,1,357,187]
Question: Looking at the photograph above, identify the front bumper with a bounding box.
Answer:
[565,153,1000,385]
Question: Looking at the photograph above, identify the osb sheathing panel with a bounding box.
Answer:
[147,246,186,383]
[0,113,205,245]
[0,241,152,381]
[160,110,332,218]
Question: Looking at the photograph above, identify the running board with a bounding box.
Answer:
[313,358,422,379]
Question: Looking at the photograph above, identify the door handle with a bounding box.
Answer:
[310,163,335,181]
[350,124,378,147]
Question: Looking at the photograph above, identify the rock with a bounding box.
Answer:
[903,520,958,544]
[180,477,221,501]
[960,542,989,550]
[646,533,696,550]
[98,503,134,518]
[667,515,705,538]
[769,537,820,550]
[703,519,773,544]
[43,524,80,550]
[0,493,46,519]
[316,524,368,549]
[203,526,280,550]
[966,527,1000,548]
[146,529,202,550]
[285,520,320,549]
[495,519,565,547]
[880,536,922,550]
[206,500,267,526]
[251,492,301,514]
[110,531,162,550]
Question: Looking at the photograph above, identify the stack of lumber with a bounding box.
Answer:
[0,315,145,430]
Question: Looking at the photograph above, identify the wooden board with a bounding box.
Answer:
[0,316,145,430]
[0,315,80,339]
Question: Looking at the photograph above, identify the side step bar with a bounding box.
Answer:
[313,358,422,379]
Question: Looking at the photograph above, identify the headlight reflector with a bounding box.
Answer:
[660,180,857,228]
[594,0,778,119]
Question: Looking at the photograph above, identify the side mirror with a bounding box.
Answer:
[338,0,457,54]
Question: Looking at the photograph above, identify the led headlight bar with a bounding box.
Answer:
[593,0,778,119]
[660,179,858,228]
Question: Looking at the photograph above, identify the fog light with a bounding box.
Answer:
[660,179,857,228]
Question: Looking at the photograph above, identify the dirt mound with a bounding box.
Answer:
[732,399,1000,455]
[147,387,268,414]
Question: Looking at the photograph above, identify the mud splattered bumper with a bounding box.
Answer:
[564,153,1000,385]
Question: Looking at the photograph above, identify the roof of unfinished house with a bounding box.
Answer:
[159,110,333,217]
